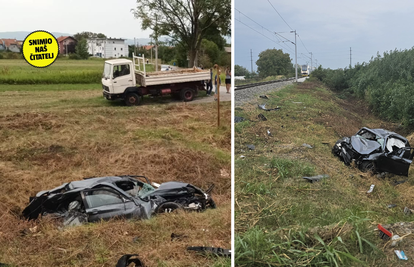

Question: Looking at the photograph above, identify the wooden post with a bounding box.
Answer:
[217,66,220,127]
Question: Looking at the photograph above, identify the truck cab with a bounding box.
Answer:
[102,59,136,102]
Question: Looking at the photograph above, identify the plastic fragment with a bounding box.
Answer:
[302,143,313,149]
[394,250,408,260]
[367,184,375,194]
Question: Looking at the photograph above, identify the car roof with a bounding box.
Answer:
[68,176,128,190]
[361,127,407,141]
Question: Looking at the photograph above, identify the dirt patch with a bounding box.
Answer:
[0,112,63,131]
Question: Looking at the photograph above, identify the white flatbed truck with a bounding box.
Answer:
[102,54,210,106]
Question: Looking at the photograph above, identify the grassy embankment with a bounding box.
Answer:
[0,59,231,266]
[235,80,414,266]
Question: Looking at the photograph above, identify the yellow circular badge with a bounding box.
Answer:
[22,30,59,68]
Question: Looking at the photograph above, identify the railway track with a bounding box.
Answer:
[234,77,295,90]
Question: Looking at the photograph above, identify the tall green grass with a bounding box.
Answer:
[311,48,414,128]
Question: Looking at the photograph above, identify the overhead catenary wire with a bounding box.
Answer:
[267,0,293,31]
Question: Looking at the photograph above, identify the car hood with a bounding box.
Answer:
[351,136,381,155]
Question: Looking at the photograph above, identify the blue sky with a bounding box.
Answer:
[235,0,414,71]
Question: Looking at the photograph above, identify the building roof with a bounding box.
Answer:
[57,36,76,43]
[224,47,231,53]
[142,45,154,50]
[0,38,21,48]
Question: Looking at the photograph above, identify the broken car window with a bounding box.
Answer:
[85,190,124,208]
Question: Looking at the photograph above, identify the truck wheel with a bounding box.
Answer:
[124,93,141,106]
[180,88,195,102]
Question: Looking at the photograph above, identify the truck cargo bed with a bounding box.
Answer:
[135,68,210,87]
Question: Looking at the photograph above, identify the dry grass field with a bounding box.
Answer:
[235,80,414,266]
[0,84,231,266]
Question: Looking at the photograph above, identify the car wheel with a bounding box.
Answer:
[360,161,375,173]
[124,93,141,106]
[156,202,183,214]
[180,88,195,102]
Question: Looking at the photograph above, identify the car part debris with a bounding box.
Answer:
[240,155,245,159]
[394,250,408,260]
[388,204,397,208]
[257,113,267,121]
[258,104,280,111]
[404,207,414,215]
[393,180,407,186]
[267,130,272,136]
[302,143,313,149]
[391,234,401,247]
[22,175,216,225]
[302,174,329,183]
[116,254,145,267]
[367,184,375,194]
[187,246,231,257]
[247,144,255,150]
[259,95,269,99]
[332,127,413,176]
[378,224,392,240]
[171,233,187,241]
[235,116,245,123]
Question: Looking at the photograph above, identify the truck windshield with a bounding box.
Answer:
[103,63,112,79]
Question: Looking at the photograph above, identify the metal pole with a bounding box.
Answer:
[250,49,253,73]
[310,52,312,74]
[294,30,297,82]
[217,66,220,127]
[350,47,352,68]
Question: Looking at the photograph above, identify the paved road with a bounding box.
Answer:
[191,84,231,104]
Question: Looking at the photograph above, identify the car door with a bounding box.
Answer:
[112,64,133,94]
[376,137,412,176]
[82,188,127,222]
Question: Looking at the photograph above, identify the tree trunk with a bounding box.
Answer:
[188,49,198,68]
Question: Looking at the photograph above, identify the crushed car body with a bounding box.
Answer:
[332,127,414,176]
[22,175,216,225]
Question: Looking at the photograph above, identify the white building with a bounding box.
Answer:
[87,38,128,58]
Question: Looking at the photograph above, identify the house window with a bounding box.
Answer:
[121,48,123,51]
[114,47,116,50]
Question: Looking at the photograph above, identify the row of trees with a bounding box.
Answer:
[311,48,414,127]
[235,48,295,78]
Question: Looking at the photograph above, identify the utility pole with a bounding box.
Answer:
[350,47,352,68]
[290,30,297,82]
[250,49,253,73]
[309,52,313,74]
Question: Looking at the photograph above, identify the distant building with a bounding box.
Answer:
[0,39,22,52]
[87,38,128,58]
[57,36,77,55]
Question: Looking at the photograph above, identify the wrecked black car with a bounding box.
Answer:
[22,175,216,226]
[332,127,414,176]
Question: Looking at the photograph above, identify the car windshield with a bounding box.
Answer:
[356,129,384,147]
[103,63,112,79]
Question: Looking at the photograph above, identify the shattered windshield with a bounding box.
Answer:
[103,63,112,79]
[356,129,384,147]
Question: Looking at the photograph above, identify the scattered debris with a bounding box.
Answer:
[332,127,414,176]
[302,143,313,149]
[388,204,397,208]
[258,104,280,111]
[240,155,245,159]
[247,144,255,150]
[391,234,401,247]
[257,114,267,121]
[292,102,303,104]
[303,174,329,183]
[171,233,187,241]
[378,224,392,240]
[132,237,140,243]
[404,207,414,215]
[116,254,145,267]
[394,250,408,260]
[22,175,216,225]
[367,184,375,194]
[393,180,407,186]
[235,116,245,123]
[267,130,272,136]
[187,246,231,258]
[259,95,269,99]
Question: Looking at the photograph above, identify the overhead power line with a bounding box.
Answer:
[267,0,293,30]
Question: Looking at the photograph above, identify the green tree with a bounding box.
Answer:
[235,65,250,76]
[132,0,231,67]
[75,39,89,59]
[74,32,106,40]
[256,49,293,77]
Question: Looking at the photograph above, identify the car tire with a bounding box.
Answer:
[155,202,183,214]
[180,88,195,102]
[360,161,375,173]
[124,93,141,106]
